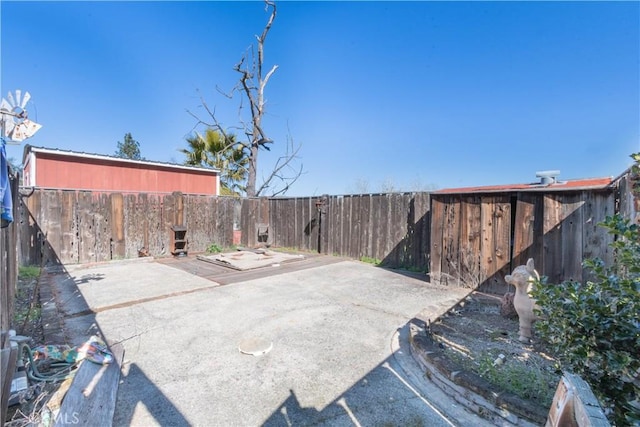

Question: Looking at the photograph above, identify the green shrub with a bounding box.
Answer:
[206,243,223,254]
[359,256,381,265]
[532,214,640,425]
[18,265,41,279]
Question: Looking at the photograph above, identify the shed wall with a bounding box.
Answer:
[32,153,218,195]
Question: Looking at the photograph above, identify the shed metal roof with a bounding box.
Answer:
[23,145,220,174]
[434,176,614,195]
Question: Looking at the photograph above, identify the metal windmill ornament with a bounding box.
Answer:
[0,90,42,143]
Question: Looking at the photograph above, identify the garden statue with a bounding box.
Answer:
[505,258,540,342]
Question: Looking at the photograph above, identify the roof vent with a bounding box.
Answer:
[536,170,560,185]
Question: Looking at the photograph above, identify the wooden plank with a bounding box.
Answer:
[405,194,418,268]
[615,170,635,224]
[333,196,344,256]
[185,196,211,253]
[342,196,352,258]
[543,194,564,284]
[284,198,293,249]
[430,196,445,285]
[174,192,184,226]
[392,193,405,267]
[77,192,95,263]
[512,193,544,270]
[480,196,497,289]
[55,342,124,427]
[366,193,376,260]
[560,193,584,282]
[358,195,367,259]
[59,191,78,264]
[0,227,7,336]
[1,345,18,424]
[384,194,395,262]
[4,174,19,331]
[337,196,347,257]
[109,193,125,260]
[224,197,237,246]
[161,193,175,255]
[93,193,112,262]
[123,194,135,258]
[43,190,63,265]
[300,198,309,250]
[312,197,321,253]
[239,198,249,247]
[414,192,430,272]
[145,195,164,256]
[269,198,278,247]
[441,195,461,286]
[371,195,384,262]
[492,196,512,292]
[184,195,200,251]
[30,191,43,266]
[459,195,482,287]
[368,195,379,261]
[582,191,615,282]
[267,198,277,247]
[240,198,252,247]
[216,197,227,247]
[353,195,363,259]
[324,196,334,255]
[277,198,286,248]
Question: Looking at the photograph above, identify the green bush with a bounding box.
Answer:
[18,265,41,279]
[206,243,223,254]
[532,214,640,425]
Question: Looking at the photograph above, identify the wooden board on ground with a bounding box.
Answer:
[197,250,305,271]
[54,342,124,427]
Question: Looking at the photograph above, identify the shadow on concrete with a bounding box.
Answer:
[74,273,105,285]
[114,363,190,426]
[262,326,459,427]
[39,264,189,426]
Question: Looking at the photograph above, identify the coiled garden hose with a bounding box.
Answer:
[20,344,79,383]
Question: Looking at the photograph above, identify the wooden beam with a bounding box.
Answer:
[54,342,124,427]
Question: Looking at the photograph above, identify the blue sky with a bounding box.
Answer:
[1,1,638,196]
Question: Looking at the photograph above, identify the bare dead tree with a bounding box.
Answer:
[187,0,302,197]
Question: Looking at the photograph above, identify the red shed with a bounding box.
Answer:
[22,145,219,195]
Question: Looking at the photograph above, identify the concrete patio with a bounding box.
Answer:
[44,255,494,426]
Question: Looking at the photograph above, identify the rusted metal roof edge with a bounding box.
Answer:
[433,177,614,195]
[23,145,220,174]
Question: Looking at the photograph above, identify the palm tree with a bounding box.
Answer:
[179,129,249,196]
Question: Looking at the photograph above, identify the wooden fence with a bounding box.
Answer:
[1,172,19,422]
[15,168,638,290]
[19,191,240,266]
[430,188,617,293]
[266,193,431,271]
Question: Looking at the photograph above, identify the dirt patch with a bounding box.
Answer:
[428,291,560,413]
[5,268,62,426]
[11,271,44,344]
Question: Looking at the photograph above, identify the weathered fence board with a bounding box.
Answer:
[543,194,564,284]
[432,186,620,291]
[16,174,630,292]
[512,193,544,269]
[582,191,615,282]
[560,194,584,283]
[110,193,125,259]
[20,191,240,265]
[460,196,481,287]
[430,197,445,282]
[1,173,19,423]
[492,197,512,293]
[441,196,461,286]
